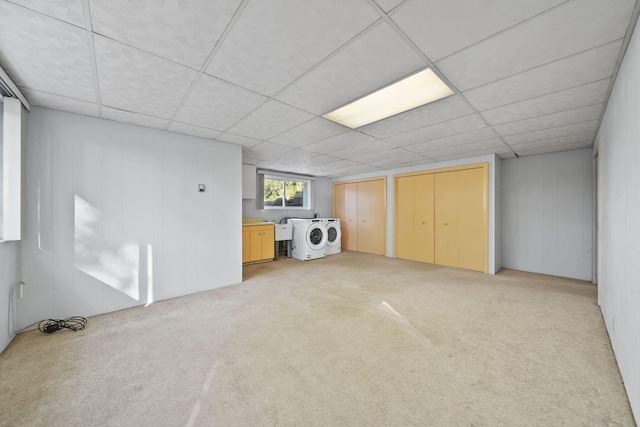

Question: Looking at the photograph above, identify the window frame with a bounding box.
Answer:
[257,171,314,211]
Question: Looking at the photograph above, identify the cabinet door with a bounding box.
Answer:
[357,180,385,255]
[249,228,264,261]
[261,226,275,260]
[242,227,251,263]
[343,183,359,251]
[414,174,435,263]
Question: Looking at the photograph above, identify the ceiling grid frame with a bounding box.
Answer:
[362,0,519,157]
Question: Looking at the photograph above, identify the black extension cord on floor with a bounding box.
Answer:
[38,317,87,333]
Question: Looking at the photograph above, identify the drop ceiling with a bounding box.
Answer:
[0,0,637,177]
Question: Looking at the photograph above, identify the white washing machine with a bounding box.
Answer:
[288,218,327,261]
[320,218,341,255]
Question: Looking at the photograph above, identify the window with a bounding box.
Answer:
[257,171,313,210]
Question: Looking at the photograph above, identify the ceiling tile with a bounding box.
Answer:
[168,122,222,140]
[302,154,342,168]
[319,159,363,171]
[0,3,96,101]
[494,104,603,137]
[217,132,263,148]
[175,74,267,131]
[360,148,427,167]
[404,128,502,153]
[90,0,242,69]
[516,141,593,157]
[432,146,514,162]
[94,36,198,119]
[331,139,397,160]
[437,0,634,90]
[359,95,474,138]
[392,0,564,62]
[384,114,487,147]
[328,163,383,176]
[275,21,427,114]
[206,0,379,96]
[9,0,85,27]
[102,107,169,129]
[372,0,404,13]
[304,131,376,154]
[269,117,349,148]
[242,142,292,161]
[509,132,596,151]
[227,100,315,140]
[20,88,99,117]
[504,120,599,145]
[423,138,506,159]
[481,79,611,125]
[262,148,321,164]
[463,40,623,111]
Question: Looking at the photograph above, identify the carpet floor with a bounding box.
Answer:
[0,251,635,426]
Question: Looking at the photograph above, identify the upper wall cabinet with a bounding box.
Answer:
[242,164,257,199]
[394,163,488,273]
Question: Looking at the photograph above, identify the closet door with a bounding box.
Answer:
[357,179,385,255]
[396,175,434,262]
[343,183,359,251]
[434,168,487,272]
[395,176,415,259]
[414,174,435,263]
[456,168,486,272]
[434,171,459,268]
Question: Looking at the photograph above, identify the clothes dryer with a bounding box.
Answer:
[288,218,327,261]
[319,218,341,255]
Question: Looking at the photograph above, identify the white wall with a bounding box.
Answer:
[597,18,640,420]
[16,107,242,330]
[242,176,333,222]
[331,154,502,274]
[1,101,21,352]
[502,148,593,280]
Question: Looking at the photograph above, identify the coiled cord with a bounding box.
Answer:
[38,317,87,333]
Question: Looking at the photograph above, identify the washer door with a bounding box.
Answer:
[325,223,341,247]
[306,223,327,250]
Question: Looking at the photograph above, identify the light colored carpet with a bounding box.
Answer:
[0,251,635,426]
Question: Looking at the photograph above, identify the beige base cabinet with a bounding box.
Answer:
[242,224,275,263]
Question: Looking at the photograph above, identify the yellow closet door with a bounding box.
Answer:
[434,171,459,268]
[396,175,434,263]
[343,183,359,251]
[395,176,415,260]
[456,168,487,272]
[435,168,487,272]
[357,180,385,255]
[414,174,435,263]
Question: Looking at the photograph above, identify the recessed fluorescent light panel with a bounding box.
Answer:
[323,68,454,129]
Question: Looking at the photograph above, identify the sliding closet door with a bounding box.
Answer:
[414,174,435,263]
[434,171,459,268]
[396,174,434,262]
[456,168,487,272]
[434,167,487,272]
[343,182,359,251]
[357,179,385,255]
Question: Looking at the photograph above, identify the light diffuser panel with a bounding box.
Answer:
[323,68,454,129]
